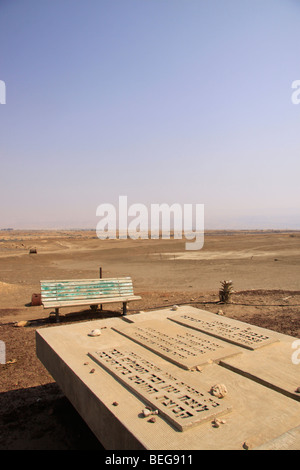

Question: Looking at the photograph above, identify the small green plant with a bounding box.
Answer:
[219,280,234,303]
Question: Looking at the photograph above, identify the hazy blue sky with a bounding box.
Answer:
[0,0,300,229]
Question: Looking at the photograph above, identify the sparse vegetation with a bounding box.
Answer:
[219,280,234,303]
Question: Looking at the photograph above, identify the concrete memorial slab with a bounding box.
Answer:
[255,425,300,450]
[168,311,277,350]
[89,346,232,431]
[111,319,242,370]
[36,306,300,450]
[220,342,300,402]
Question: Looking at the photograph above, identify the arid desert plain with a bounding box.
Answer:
[1,229,300,449]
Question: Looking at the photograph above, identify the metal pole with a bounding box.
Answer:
[99,267,103,310]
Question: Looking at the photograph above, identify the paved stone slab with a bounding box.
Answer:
[255,425,300,450]
[220,341,300,402]
[169,312,277,350]
[112,319,242,369]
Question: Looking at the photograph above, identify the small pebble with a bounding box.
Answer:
[14,321,29,327]
[6,359,17,365]
[148,417,156,423]
[142,408,158,417]
[88,329,101,337]
[212,419,220,428]
[210,384,228,398]
[212,418,226,428]
[112,402,119,406]
[243,441,252,450]
[89,368,95,374]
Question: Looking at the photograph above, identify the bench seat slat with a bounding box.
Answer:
[41,288,134,298]
[41,284,133,291]
[41,279,133,285]
[42,295,142,309]
[41,284,134,291]
[42,292,135,302]
[40,277,131,284]
[41,284,133,292]
[41,285,134,293]
[41,290,133,297]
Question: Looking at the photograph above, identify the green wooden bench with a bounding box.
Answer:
[40,277,141,321]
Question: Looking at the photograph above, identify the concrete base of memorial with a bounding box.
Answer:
[36,306,300,450]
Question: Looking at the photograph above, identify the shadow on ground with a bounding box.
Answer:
[0,383,104,450]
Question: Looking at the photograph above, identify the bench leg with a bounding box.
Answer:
[123,302,127,315]
[49,308,60,322]
[55,308,60,323]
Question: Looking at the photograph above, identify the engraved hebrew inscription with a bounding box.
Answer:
[89,347,231,431]
[112,320,240,369]
[170,314,277,350]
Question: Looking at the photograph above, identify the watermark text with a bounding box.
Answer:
[0,340,5,364]
[291,80,300,105]
[292,339,300,365]
[96,196,204,250]
[0,80,6,104]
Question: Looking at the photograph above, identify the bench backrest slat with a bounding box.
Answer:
[41,277,135,304]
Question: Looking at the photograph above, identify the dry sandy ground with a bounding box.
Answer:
[1,229,300,449]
